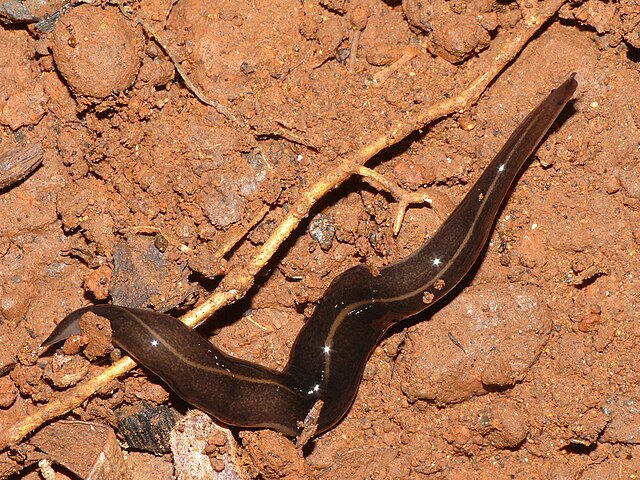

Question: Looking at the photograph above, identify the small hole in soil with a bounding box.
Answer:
[561,442,597,455]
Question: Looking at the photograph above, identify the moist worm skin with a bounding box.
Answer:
[43,74,578,437]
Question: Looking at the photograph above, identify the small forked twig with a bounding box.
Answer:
[354,165,433,236]
[0,0,568,450]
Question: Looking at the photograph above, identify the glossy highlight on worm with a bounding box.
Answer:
[43,74,578,436]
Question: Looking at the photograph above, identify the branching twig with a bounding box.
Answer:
[354,165,432,236]
[0,0,567,450]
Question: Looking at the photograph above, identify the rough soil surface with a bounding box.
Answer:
[1,0,639,478]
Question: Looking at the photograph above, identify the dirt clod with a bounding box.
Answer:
[50,5,141,99]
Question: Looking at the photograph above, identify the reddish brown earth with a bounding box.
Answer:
[1,0,640,478]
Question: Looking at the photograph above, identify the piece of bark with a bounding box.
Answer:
[0,143,44,190]
[116,401,179,455]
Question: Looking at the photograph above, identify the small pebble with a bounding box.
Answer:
[308,213,336,251]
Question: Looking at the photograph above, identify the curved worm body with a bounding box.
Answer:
[43,75,577,436]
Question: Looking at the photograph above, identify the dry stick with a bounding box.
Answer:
[372,46,420,85]
[347,30,361,73]
[119,205,270,259]
[212,205,270,261]
[137,17,245,128]
[0,0,567,450]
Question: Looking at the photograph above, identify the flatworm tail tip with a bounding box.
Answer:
[41,332,63,349]
[569,72,578,88]
[557,73,578,102]
[40,312,83,349]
